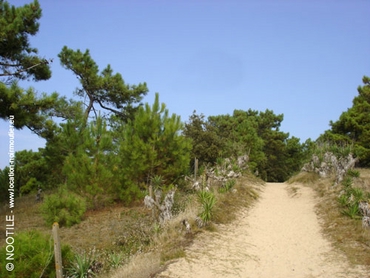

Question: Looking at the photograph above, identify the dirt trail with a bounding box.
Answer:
[157,183,368,278]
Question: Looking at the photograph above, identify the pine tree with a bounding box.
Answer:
[320,76,370,166]
[118,93,191,202]
[0,0,51,83]
[58,46,148,124]
[62,116,118,208]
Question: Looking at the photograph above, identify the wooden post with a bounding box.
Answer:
[52,222,63,278]
[194,158,198,182]
[149,184,155,219]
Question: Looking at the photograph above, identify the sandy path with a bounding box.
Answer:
[157,183,368,278]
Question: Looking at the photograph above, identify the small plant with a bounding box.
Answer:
[67,249,99,278]
[40,186,87,227]
[341,203,361,219]
[216,157,223,167]
[198,190,216,224]
[152,175,164,190]
[219,179,236,193]
[232,164,240,172]
[108,252,124,269]
[338,194,349,207]
[153,222,162,235]
[347,169,360,178]
[342,177,353,188]
[351,187,364,201]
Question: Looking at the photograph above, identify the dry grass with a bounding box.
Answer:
[0,172,264,277]
[0,192,48,241]
[288,170,370,266]
[107,252,162,278]
[105,172,264,278]
[286,185,301,197]
[287,171,320,185]
[212,174,262,225]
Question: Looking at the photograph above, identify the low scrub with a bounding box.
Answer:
[40,186,87,227]
[0,230,73,278]
[105,173,262,277]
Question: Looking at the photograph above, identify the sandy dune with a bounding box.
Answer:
[156,183,368,278]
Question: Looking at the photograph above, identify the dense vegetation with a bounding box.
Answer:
[0,0,315,206]
[319,76,370,167]
[1,0,369,203]
[0,0,369,277]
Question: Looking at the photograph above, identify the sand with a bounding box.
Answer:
[156,183,368,278]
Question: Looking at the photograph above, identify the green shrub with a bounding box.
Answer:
[40,186,87,227]
[108,251,125,269]
[198,190,216,224]
[342,177,353,188]
[20,177,39,196]
[347,169,360,178]
[338,177,364,220]
[341,203,361,219]
[0,230,74,278]
[348,187,364,203]
[66,250,100,278]
[338,194,348,207]
[219,179,236,193]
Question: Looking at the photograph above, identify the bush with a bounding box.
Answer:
[198,190,216,224]
[20,177,39,196]
[338,176,365,220]
[219,179,236,193]
[347,169,360,178]
[0,230,74,278]
[40,186,87,227]
[66,249,102,278]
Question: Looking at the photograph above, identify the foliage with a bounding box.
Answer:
[20,177,38,195]
[183,111,226,165]
[0,0,68,140]
[0,166,9,202]
[0,0,51,83]
[117,93,191,201]
[0,82,64,138]
[41,103,86,185]
[0,230,74,278]
[347,169,360,178]
[219,179,236,193]
[58,46,148,123]
[185,109,307,181]
[40,186,87,227]
[319,76,370,166]
[151,175,165,190]
[341,203,361,219]
[107,252,124,269]
[13,149,50,195]
[198,190,216,224]
[62,116,119,208]
[67,250,98,278]
[338,176,364,220]
[311,141,354,161]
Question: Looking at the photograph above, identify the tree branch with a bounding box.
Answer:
[0,58,52,77]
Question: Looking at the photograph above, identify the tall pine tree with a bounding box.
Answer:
[320,76,370,166]
[118,93,191,202]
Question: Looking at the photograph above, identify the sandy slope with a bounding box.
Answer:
[156,183,368,278]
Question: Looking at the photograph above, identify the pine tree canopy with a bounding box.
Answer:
[319,76,370,166]
[0,0,51,83]
[58,46,149,124]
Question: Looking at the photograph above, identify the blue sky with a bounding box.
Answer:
[1,0,369,169]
